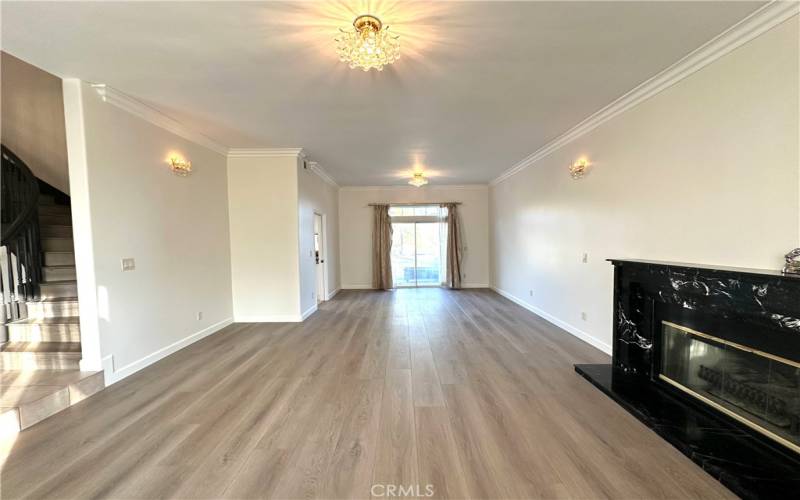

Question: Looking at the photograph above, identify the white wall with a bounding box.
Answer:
[297,162,340,315]
[490,18,800,354]
[339,185,490,288]
[1,52,70,193]
[227,155,301,321]
[63,80,233,383]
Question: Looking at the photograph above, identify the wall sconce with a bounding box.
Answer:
[167,155,192,177]
[569,158,589,179]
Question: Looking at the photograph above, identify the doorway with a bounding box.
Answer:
[314,213,326,303]
[389,205,447,287]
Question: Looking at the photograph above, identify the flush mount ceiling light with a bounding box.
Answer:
[569,158,589,179]
[408,172,428,187]
[335,14,400,72]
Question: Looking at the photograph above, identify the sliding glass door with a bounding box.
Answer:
[414,222,443,286]
[391,223,417,287]
[389,206,447,287]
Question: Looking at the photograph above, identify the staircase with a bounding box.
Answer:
[1,146,104,434]
[2,195,82,369]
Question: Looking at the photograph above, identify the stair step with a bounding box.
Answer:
[0,371,104,433]
[25,298,80,319]
[42,237,73,252]
[38,195,55,206]
[40,225,73,238]
[44,252,75,266]
[39,214,71,226]
[42,265,76,282]
[7,317,80,342]
[0,342,81,370]
[38,204,71,216]
[40,281,78,299]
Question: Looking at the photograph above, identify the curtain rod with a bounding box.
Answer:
[367,202,461,206]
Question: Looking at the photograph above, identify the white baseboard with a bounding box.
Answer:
[103,317,234,385]
[341,284,373,289]
[491,287,612,355]
[326,288,341,300]
[462,283,490,289]
[301,304,318,320]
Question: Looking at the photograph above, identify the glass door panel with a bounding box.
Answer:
[391,223,416,287]
[415,222,443,286]
[390,220,447,287]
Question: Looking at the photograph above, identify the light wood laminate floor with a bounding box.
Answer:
[1,289,734,499]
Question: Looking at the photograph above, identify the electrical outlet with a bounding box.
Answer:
[197,311,203,321]
[582,252,588,263]
[121,258,135,271]
[581,312,588,321]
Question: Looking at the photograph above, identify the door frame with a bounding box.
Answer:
[390,219,446,288]
[314,212,328,301]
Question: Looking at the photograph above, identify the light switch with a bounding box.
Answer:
[582,252,588,263]
[121,258,136,271]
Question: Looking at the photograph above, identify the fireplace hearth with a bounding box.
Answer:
[576,259,800,499]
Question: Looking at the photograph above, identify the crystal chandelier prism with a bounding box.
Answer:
[335,15,400,72]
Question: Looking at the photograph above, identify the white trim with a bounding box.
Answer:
[490,1,800,185]
[89,84,228,156]
[491,286,612,355]
[462,283,490,289]
[64,80,103,373]
[103,318,234,385]
[234,314,304,322]
[326,288,341,300]
[301,304,318,320]
[339,184,488,191]
[308,161,339,187]
[341,284,374,289]
[227,148,305,158]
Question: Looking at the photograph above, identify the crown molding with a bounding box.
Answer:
[307,161,339,187]
[227,148,305,158]
[90,84,228,156]
[339,184,488,191]
[490,0,799,186]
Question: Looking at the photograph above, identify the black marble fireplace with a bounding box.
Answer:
[575,259,800,499]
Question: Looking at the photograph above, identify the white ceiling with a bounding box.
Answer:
[2,1,764,186]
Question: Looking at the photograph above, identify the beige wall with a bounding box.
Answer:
[490,18,800,353]
[298,163,340,314]
[339,185,490,288]
[227,155,302,321]
[1,52,70,193]
[63,80,233,382]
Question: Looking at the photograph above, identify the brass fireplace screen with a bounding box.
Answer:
[660,321,800,454]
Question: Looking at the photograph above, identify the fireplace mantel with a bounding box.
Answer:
[576,259,800,499]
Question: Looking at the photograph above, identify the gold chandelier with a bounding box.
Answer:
[408,172,428,187]
[335,15,400,72]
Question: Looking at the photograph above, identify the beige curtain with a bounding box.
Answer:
[442,203,463,289]
[372,204,393,290]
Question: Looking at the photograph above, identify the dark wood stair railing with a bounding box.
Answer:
[1,145,43,324]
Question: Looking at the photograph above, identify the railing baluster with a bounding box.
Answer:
[1,145,42,320]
